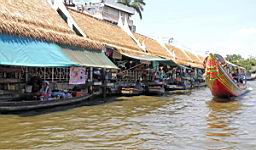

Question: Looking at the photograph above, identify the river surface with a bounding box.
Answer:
[0,81,256,149]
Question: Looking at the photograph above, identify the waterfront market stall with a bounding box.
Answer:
[0,0,118,112]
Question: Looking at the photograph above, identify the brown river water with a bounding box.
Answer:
[0,81,256,149]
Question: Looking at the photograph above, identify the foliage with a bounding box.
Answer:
[117,0,146,19]
[226,54,256,71]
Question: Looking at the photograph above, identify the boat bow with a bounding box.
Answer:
[204,53,247,98]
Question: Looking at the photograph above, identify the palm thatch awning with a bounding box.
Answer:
[184,50,204,68]
[134,33,174,60]
[0,0,103,50]
[165,44,192,65]
[198,55,206,63]
[67,9,146,56]
[185,50,202,64]
[165,44,204,68]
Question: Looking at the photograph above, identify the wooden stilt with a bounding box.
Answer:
[25,67,28,83]
[52,67,54,82]
[90,67,93,94]
[102,68,106,98]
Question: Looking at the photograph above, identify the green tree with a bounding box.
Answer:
[226,54,242,63]
[117,0,146,19]
[225,54,256,71]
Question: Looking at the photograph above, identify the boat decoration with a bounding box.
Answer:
[204,53,247,98]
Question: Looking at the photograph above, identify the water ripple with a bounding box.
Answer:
[0,82,256,149]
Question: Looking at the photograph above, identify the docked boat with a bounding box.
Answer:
[0,94,93,113]
[165,77,192,91]
[165,84,191,91]
[120,83,145,96]
[204,53,248,98]
[246,73,256,81]
[146,81,165,95]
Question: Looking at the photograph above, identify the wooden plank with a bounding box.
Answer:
[0,68,23,73]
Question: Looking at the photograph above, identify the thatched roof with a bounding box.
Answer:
[198,55,206,63]
[0,0,103,50]
[165,44,192,65]
[67,9,145,55]
[134,33,173,59]
[184,50,201,64]
[165,44,204,68]
[185,51,204,68]
[184,51,204,68]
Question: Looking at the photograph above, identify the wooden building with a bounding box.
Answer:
[0,0,118,98]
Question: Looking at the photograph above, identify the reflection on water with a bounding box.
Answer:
[0,81,256,149]
[206,100,241,149]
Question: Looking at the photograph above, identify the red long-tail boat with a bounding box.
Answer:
[204,53,247,98]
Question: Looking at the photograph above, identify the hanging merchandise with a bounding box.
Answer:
[69,67,87,84]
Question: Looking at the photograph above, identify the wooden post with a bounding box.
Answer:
[90,67,93,94]
[25,67,28,83]
[102,68,106,98]
[52,67,54,82]
[43,67,46,80]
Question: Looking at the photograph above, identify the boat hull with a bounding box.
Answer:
[165,84,191,91]
[205,54,247,98]
[121,87,144,96]
[0,94,93,113]
[146,82,165,95]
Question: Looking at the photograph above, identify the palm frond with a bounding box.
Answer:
[117,0,131,6]
[133,0,145,6]
[118,0,145,19]
[131,4,143,19]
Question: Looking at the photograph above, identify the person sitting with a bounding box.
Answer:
[232,69,239,83]
[39,81,51,100]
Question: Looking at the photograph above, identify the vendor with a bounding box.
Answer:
[39,81,51,100]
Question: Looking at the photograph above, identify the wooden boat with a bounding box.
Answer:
[204,53,247,98]
[146,81,165,95]
[120,83,145,96]
[246,73,256,81]
[164,75,192,91]
[0,94,93,113]
[165,78,192,91]
[165,84,191,91]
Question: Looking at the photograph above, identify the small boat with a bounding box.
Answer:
[246,73,256,81]
[204,53,248,98]
[165,84,191,91]
[146,81,165,95]
[0,94,93,113]
[120,83,145,96]
[165,77,192,91]
[164,73,193,91]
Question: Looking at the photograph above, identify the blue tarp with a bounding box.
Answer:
[0,34,76,67]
